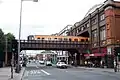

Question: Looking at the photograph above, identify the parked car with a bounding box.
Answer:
[39,60,45,65]
[56,62,67,69]
[46,61,52,66]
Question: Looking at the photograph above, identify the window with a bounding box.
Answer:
[77,29,79,33]
[59,38,62,41]
[48,38,51,40]
[42,38,44,39]
[92,18,96,25]
[64,38,68,41]
[37,37,40,39]
[81,39,85,42]
[85,23,89,28]
[100,14,105,21]
[92,30,97,42]
[81,27,84,31]
[69,38,72,41]
[74,39,78,41]
[100,26,106,40]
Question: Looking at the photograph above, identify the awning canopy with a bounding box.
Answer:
[84,53,106,57]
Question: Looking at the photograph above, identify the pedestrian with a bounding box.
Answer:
[85,61,87,67]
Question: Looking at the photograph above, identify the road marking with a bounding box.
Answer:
[29,70,41,75]
[35,64,39,68]
[41,69,51,75]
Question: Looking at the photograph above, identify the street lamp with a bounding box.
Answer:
[16,0,38,73]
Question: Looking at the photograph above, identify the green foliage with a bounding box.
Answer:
[5,33,15,41]
[0,29,5,60]
[5,33,16,52]
[0,28,16,53]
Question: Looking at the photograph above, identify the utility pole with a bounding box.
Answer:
[11,51,14,79]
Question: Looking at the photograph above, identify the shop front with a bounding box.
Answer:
[84,48,107,67]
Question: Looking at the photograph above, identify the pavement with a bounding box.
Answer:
[71,66,120,74]
[22,62,120,80]
[0,67,25,80]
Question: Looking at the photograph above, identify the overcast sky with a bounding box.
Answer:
[0,0,107,40]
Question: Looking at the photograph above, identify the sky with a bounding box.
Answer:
[0,0,107,40]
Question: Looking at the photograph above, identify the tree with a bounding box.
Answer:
[0,29,5,62]
[5,33,16,52]
[5,33,15,41]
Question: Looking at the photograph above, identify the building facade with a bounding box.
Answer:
[67,0,120,68]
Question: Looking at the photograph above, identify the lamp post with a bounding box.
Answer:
[16,0,38,73]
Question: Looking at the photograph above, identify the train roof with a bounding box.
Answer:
[33,35,89,38]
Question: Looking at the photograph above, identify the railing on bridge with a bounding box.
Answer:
[20,40,90,50]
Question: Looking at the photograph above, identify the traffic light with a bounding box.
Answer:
[12,40,18,53]
[114,47,120,56]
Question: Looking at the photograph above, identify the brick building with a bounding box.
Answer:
[67,0,120,68]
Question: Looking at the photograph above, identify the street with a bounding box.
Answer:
[22,62,120,80]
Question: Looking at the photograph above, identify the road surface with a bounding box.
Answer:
[22,61,120,80]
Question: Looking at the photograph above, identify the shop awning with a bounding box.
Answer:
[84,53,106,57]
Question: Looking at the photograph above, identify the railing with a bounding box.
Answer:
[20,40,90,44]
[19,40,90,50]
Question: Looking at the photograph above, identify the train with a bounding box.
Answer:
[27,35,89,42]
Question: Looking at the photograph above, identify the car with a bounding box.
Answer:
[46,61,52,66]
[39,60,44,64]
[56,62,67,69]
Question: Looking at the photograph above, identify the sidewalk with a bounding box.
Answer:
[74,66,120,74]
[0,67,25,80]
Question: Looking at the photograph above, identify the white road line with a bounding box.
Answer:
[35,64,39,68]
[41,69,51,75]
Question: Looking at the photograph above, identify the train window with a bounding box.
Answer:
[48,38,51,40]
[69,38,72,41]
[37,37,40,39]
[59,38,62,41]
[54,38,57,39]
[86,39,88,41]
[42,38,44,39]
[81,39,85,42]
[74,39,78,41]
[64,38,68,41]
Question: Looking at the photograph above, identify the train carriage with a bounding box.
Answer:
[27,35,89,42]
